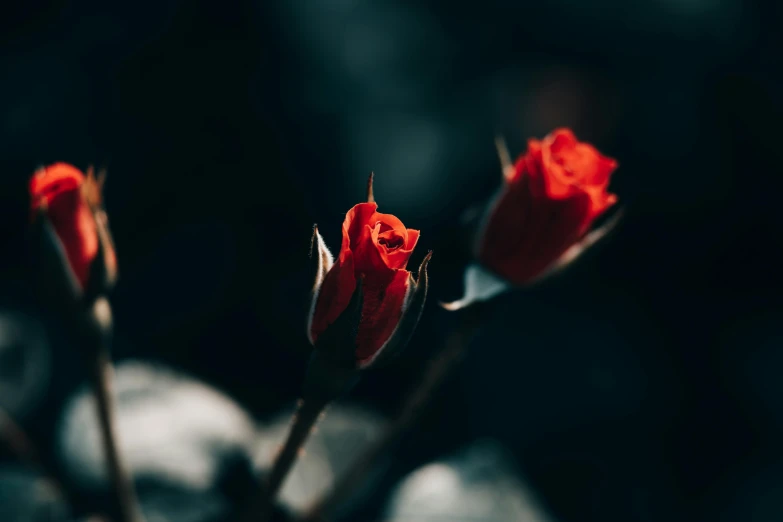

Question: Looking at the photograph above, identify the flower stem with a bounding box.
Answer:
[244,398,329,522]
[301,304,485,521]
[91,345,143,522]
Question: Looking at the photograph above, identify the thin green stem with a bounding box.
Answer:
[91,346,143,522]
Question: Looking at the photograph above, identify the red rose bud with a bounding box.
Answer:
[29,163,117,300]
[444,129,620,311]
[308,175,430,370]
[479,128,618,284]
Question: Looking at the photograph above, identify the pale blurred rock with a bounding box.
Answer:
[58,360,257,492]
[133,486,228,522]
[384,440,555,522]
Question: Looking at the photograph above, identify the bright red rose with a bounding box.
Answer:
[478,128,618,285]
[308,186,424,367]
[29,162,116,291]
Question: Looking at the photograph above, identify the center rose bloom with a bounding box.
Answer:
[308,195,422,366]
[477,128,618,285]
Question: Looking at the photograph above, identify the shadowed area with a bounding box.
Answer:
[0,0,782,520]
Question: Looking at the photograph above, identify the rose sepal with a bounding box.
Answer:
[441,263,509,311]
[81,207,118,303]
[307,224,334,345]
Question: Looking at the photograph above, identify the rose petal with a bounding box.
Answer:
[29,163,84,208]
[404,229,420,251]
[342,203,378,260]
[45,188,99,289]
[477,128,618,286]
[369,211,417,270]
[492,191,591,285]
[540,135,582,199]
[309,251,357,346]
[355,269,410,363]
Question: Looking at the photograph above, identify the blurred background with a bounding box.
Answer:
[0,0,782,521]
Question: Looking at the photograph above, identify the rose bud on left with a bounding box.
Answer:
[306,175,430,386]
[31,165,141,522]
[29,162,117,302]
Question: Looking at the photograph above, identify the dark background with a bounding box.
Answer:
[1,0,782,521]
